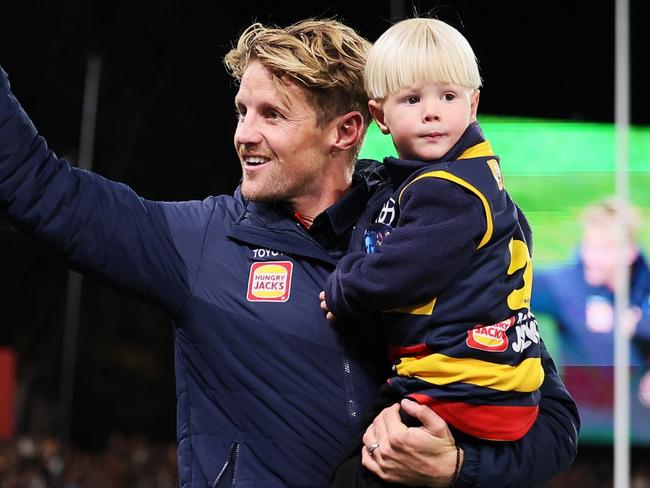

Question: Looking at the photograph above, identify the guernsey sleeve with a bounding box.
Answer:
[325,177,485,319]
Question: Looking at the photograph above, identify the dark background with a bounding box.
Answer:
[1,0,648,449]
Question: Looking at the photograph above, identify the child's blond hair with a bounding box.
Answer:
[365,17,481,100]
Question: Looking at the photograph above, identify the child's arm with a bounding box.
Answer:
[323,178,485,320]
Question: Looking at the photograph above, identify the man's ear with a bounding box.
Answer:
[471,89,480,121]
[368,99,390,134]
[332,111,365,151]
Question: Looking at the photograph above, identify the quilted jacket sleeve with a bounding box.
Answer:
[0,65,212,314]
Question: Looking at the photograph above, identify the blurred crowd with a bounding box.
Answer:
[544,446,650,488]
[3,434,650,488]
[0,434,177,488]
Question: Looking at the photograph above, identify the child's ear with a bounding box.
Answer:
[471,89,480,121]
[369,100,390,134]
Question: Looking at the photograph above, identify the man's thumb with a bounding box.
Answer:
[400,399,450,438]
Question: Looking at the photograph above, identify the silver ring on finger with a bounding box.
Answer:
[367,442,380,454]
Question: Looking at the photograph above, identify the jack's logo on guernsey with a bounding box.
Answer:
[466,316,515,352]
[247,261,293,302]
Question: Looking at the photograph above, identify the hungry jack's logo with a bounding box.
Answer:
[247,261,293,302]
[466,316,515,352]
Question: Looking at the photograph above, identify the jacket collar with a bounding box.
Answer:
[227,161,389,264]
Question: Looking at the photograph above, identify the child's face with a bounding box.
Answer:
[370,82,479,161]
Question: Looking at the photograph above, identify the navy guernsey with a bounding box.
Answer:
[326,123,544,441]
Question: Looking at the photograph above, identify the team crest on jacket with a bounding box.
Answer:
[247,261,293,302]
[466,316,515,352]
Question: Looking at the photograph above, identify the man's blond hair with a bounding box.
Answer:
[224,19,372,128]
[365,17,482,100]
[582,197,642,244]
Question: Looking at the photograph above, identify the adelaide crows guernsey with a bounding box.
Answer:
[361,123,543,441]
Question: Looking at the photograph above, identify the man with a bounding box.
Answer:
[532,197,650,441]
[533,198,650,367]
[1,18,578,487]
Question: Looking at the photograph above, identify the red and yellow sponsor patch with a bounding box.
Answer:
[246,261,293,302]
[466,316,515,352]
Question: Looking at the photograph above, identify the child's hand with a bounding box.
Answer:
[319,291,337,322]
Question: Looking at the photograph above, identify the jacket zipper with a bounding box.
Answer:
[211,442,239,488]
[342,356,361,432]
[231,444,239,486]
[339,219,375,433]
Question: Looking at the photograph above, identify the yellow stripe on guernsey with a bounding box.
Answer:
[397,140,496,250]
[389,142,496,316]
[456,140,494,161]
[396,353,544,392]
[397,354,544,393]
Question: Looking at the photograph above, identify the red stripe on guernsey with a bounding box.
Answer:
[408,393,538,441]
[387,343,432,363]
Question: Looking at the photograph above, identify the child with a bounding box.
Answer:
[321,17,544,486]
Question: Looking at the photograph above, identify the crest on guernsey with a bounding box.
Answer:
[487,159,504,190]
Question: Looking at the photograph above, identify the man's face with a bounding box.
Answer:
[233,61,332,204]
[581,226,637,288]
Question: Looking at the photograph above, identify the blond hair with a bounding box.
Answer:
[582,197,642,243]
[224,18,372,127]
[365,18,482,100]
